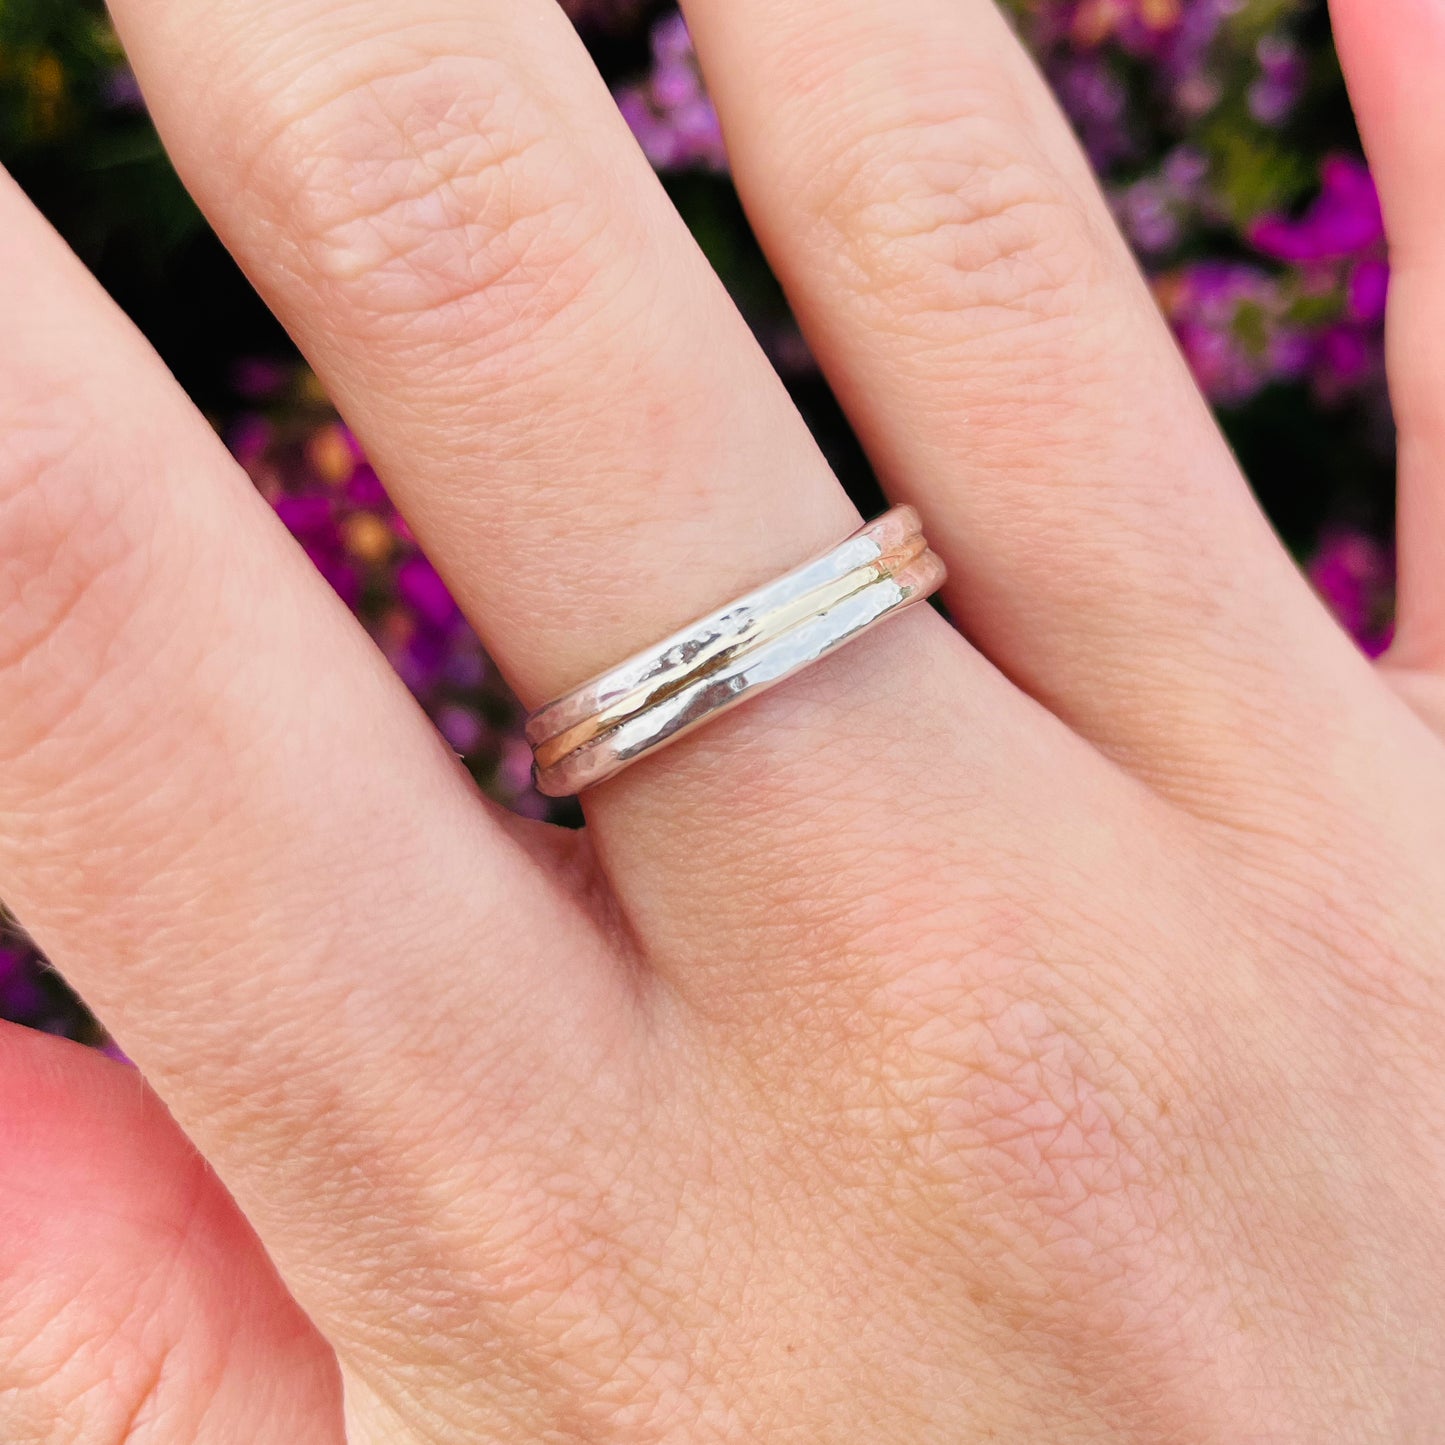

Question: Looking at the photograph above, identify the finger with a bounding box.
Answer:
[0,171,624,1373]
[0,1024,343,1443]
[677,0,1371,793]
[102,0,1033,933]
[109,0,858,701]
[1331,0,1445,674]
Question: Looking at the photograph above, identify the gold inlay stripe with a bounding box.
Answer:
[532,533,927,771]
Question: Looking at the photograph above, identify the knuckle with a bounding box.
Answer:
[242,51,609,352]
[1236,826,1445,1036]
[870,910,1229,1292]
[798,107,1104,334]
[944,992,1163,1230]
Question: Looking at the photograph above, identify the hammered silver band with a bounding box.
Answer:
[526,506,946,797]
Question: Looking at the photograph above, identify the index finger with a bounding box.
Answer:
[0,171,617,1368]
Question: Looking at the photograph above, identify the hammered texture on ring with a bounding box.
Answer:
[526,506,946,797]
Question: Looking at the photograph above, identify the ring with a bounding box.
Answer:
[526,506,946,797]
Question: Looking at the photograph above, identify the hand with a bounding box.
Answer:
[4,0,1445,1438]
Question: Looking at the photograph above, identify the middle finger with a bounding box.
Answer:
[679,0,1382,814]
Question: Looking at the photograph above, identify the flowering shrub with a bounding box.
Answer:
[0,0,1400,1043]
[614,13,729,172]
[228,367,551,819]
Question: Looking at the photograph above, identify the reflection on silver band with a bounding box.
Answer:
[526,506,946,797]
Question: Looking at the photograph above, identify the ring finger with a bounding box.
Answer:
[106,0,1084,959]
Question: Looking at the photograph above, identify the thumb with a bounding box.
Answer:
[0,1024,343,1443]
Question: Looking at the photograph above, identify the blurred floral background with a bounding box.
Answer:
[0,0,1400,1048]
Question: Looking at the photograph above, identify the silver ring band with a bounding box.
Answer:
[526,506,946,797]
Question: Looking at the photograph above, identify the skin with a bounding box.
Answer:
[1,0,1444,1437]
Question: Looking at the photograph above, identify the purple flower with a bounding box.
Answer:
[437,704,485,755]
[227,415,274,472]
[1113,145,1208,255]
[1116,178,1182,253]
[304,546,363,609]
[274,493,336,539]
[1053,53,1135,169]
[345,463,389,510]
[1309,530,1395,657]
[1238,157,1391,404]
[442,637,488,689]
[1160,261,1307,405]
[1347,258,1390,325]
[1311,322,1381,404]
[396,557,461,632]
[227,366,559,817]
[1248,34,1306,126]
[1051,0,1239,117]
[615,14,728,172]
[1250,157,1384,264]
